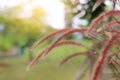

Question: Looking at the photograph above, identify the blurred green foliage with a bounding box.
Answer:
[0,5,53,53]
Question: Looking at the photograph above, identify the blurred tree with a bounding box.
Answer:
[63,0,105,27]
[63,0,75,27]
[62,0,105,40]
[0,3,53,61]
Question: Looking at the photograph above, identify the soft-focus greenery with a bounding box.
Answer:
[0,40,91,80]
[0,4,53,54]
[0,57,80,80]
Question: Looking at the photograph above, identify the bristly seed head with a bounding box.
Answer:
[27,9,120,80]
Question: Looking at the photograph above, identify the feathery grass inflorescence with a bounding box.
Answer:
[59,39,103,66]
[27,8,120,80]
[27,28,87,70]
[92,0,104,11]
[91,32,120,80]
[31,28,72,50]
[55,40,86,48]
[59,52,86,66]
[86,10,120,37]
[110,49,120,63]
[97,20,120,33]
